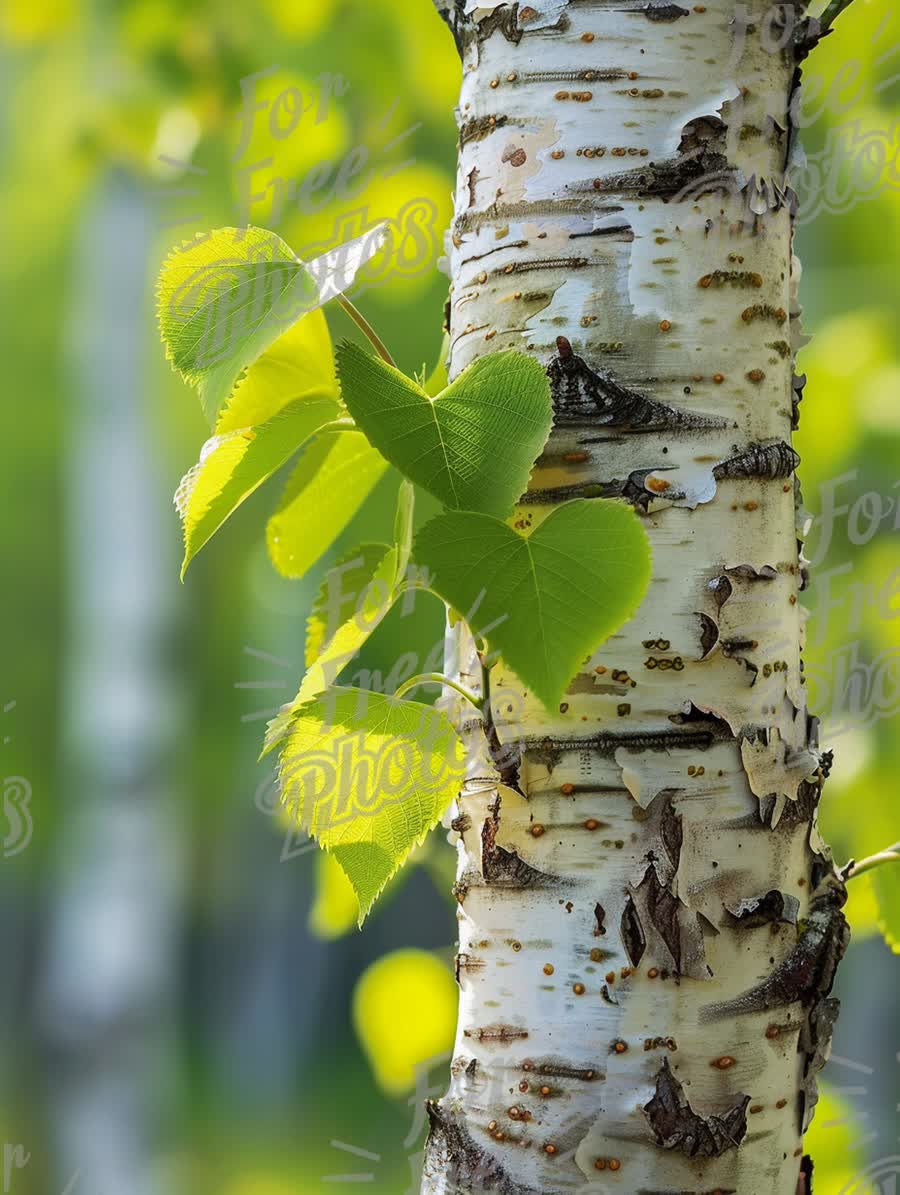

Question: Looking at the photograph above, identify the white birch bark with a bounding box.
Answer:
[422,4,848,1193]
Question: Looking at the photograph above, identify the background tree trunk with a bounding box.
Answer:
[422,3,849,1192]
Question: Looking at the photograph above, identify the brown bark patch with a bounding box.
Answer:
[644,1059,750,1157]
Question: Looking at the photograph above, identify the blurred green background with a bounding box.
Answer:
[0,1,897,1192]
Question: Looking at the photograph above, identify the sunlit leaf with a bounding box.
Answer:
[290,546,401,705]
[176,396,340,576]
[216,307,337,432]
[275,687,465,921]
[267,430,390,579]
[305,542,391,668]
[158,225,384,424]
[336,342,552,517]
[352,949,457,1095]
[415,500,652,711]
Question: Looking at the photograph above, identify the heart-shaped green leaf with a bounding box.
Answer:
[414,500,652,710]
[275,686,466,922]
[336,342,552,517]
[176,396,340,577]
[158,225,383,425]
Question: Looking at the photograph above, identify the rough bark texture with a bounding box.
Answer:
[422,3,848,1193]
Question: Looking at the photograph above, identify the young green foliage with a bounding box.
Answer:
[414,500,653,711]
[335,341,552,517]
[176,396,341,578]
[267,430,389,579]
[215,307,337,432]
[305,542,393,667]
[159,225,656,924]
[158,225,381,425]
[274,686,466,922]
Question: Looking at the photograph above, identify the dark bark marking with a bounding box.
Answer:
[644,2,690,19]
[659,794,684,872]
[698,612,720,659]
[473,4,523,45]
[524,726,728,767]
[594,902,607,936]
[519,470,661,510]
[522,737,564,773]
[714,441,800,482]
[726,563,779,582]
[634,864,685,972]
[621,893,647,967]
[792,372,807,431]
[644,1059,750,1157]
[433,2,523,56]
[464,1025,529,1042]
[678,115,728,169]
[702,880,850,1022]
[481,803,557,888]
[709,574,734,609]
[799,995,840,1133]
[572,153,733,202]
[548,339,728,431]
[423,1101,543,1195]
[460,114,509,147]
[527,1059,604,1081]
[726,889,800,928]
[797,1154,815,1195]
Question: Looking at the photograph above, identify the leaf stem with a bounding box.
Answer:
[393,672,483,710]
[337,296,396,367]
[819,0,857,34]
[842,843,900,882]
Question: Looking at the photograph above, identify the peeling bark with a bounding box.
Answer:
[424,2,846,1192]
[644,1059,751,1157]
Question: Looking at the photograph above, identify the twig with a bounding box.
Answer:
[337,295,396,367]
[819,0,858,35]
[393,672,483,710]
[842,843,900,882]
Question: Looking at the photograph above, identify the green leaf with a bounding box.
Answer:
[414,500,652,711]
[267,430,389,579]
[305,543,391,668]
[279,487,416,709]
[216,306,337,433]
[176,396,340,577]
[290,545,401,706]
[158,225,382,424]
[336,342,552,517]
[276,687,465,921]
[872,864,900,954]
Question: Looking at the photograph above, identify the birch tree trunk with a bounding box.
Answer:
[422,3,849,1193]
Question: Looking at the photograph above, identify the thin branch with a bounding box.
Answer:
[393,672,483,710]
[337,295,396,367]
[818,0,858,35]
[842,843,900,882]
